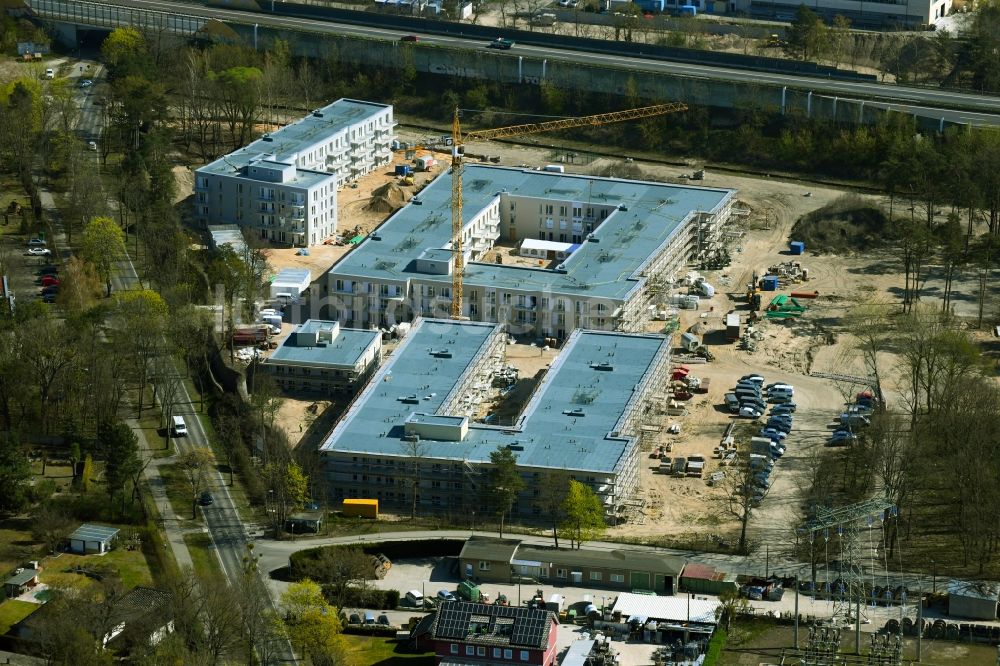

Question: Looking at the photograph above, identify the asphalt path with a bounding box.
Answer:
[48,0,1000,126]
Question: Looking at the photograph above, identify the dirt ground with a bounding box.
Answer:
[262,123,989,554]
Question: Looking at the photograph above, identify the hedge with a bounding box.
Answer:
[324,585,400,610]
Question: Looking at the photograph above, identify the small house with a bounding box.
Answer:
[948,580,1000,620]
[269,268,311,299]
[4,567,40,599]
[68,523,120,554]
[286,511,324,534]
[679,563,739,596]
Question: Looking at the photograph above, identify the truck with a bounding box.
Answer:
[726,313,741,341]
[394,165,413,177]
[545,594,564,613]
[488,37,515,49]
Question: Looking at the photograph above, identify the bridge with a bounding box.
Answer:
[25,0,1000,129]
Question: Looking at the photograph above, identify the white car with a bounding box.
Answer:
[739,406,763,419]
[26,247,52,256]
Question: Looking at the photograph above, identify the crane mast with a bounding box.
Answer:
[448,102,689,320]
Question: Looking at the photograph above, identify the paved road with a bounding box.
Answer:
[42,0,1000,126]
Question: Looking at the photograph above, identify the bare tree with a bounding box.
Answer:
[720,454,771,555]
[401,437,428,520]
[177,448,216,519]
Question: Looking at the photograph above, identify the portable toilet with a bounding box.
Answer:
[789,241,805,255]
[680,332,700,352]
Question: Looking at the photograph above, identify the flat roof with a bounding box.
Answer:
[329,165,734,300]
[319,318,669,474]
[208,225,248,254]
[197,98,390,185]
[68,523,120,543]
[266,320,379,369]
[612,592,719,625]
[514,544,685,576]
[460,536,521,563]
[272,268,312,285]
[4,568,39,587]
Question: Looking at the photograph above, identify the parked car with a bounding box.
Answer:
[198,491,214,506]
[827,430,858,446]
[79,78,93,87]
[38,265,58,276]
[41,293,57,304]
[840,413,870,428]
[437,590,456,602]
[771,403,796,414]
[28,238,46,247]
[740,399,766,411]
[766,420,791,434]
[40,276,60,287]
[739,406,763,419]
[363,611,376,625]
[769,394,794,404]
[739,374,765,384]
[377,613,391,625]
[26,247,52,256]
[724,393,740,413]
[41,285,59,296]
[760,428,787,441]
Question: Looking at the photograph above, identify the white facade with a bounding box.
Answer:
[194,99,396,247]
[738,0,950,28]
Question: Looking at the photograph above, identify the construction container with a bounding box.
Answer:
[415,155,436,171]
[761,276,779,291]
[789,241,805,255]
[680,332,700,352]
[394,165,413,177]
[342,498,379,519]
[697,280,715,298]
[458,580,484,602]
[725,313,740,341]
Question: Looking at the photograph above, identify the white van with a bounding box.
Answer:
[171,416,188,437]
[44,68,54,79]
[274,292,298,305]
[405,590,424,607]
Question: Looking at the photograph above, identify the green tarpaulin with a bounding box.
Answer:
[349,235,365,244]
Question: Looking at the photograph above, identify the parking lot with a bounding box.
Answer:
[1,228,61,310]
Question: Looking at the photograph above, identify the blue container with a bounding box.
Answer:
[789,241,805,255]
[679,4,696,14]
[762,276,779,291]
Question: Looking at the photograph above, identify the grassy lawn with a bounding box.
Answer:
[0,600,39,635]
[184,531,221,581]
[138,412,174,458]
[341,635,435,666]
[42,544,153,591]
[158,463,201,524]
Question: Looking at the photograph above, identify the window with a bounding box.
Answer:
[520,650,529,661]
[610,574,625,583]
[556,568,567,579]
[504,649,513,659]
[494,648,502,658]
[466,645,475,656]
[479,561,491,571]
[590,571,603,581]
[477,647,486,656]
[450,644,459,655]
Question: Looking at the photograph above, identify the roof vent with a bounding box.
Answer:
[508,442,525,451]
[618,204,628,211]
[398,395,420,404]
[591,362,614,371]
[431,349,453,358]
[412,197,422,205]
[261,134,273,142]
[587,234,599,243]
[563,408,586,417]
[312,110,324,118]
[403,433,420,442]
[370,233,381,241]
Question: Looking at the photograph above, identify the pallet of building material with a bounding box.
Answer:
[671,355,707,364]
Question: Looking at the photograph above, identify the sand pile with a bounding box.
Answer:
[366,182,409,213]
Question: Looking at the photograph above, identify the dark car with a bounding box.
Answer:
[198,491,214,506]
[38,265,58,276]
[41,285,59,296]
[400,34,419,41]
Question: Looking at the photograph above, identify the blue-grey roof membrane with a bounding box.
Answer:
[329,165,734,300]
[320,318,668,474]
[197,98,390,185]
[268,320,379,368]
[272,268,312,285]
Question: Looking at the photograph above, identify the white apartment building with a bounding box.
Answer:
[194,99,396,247]
[324,165,736,339]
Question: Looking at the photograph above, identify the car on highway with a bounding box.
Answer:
[488,37,515,49]
[26,247,52,256]
[198,491,214,506]
[436,590,456,602]
[400,34,419,41]
[79,78,93,87]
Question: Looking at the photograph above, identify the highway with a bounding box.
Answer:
[43,0,1000,126]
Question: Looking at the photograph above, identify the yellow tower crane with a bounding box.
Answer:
[448,102,689,320]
